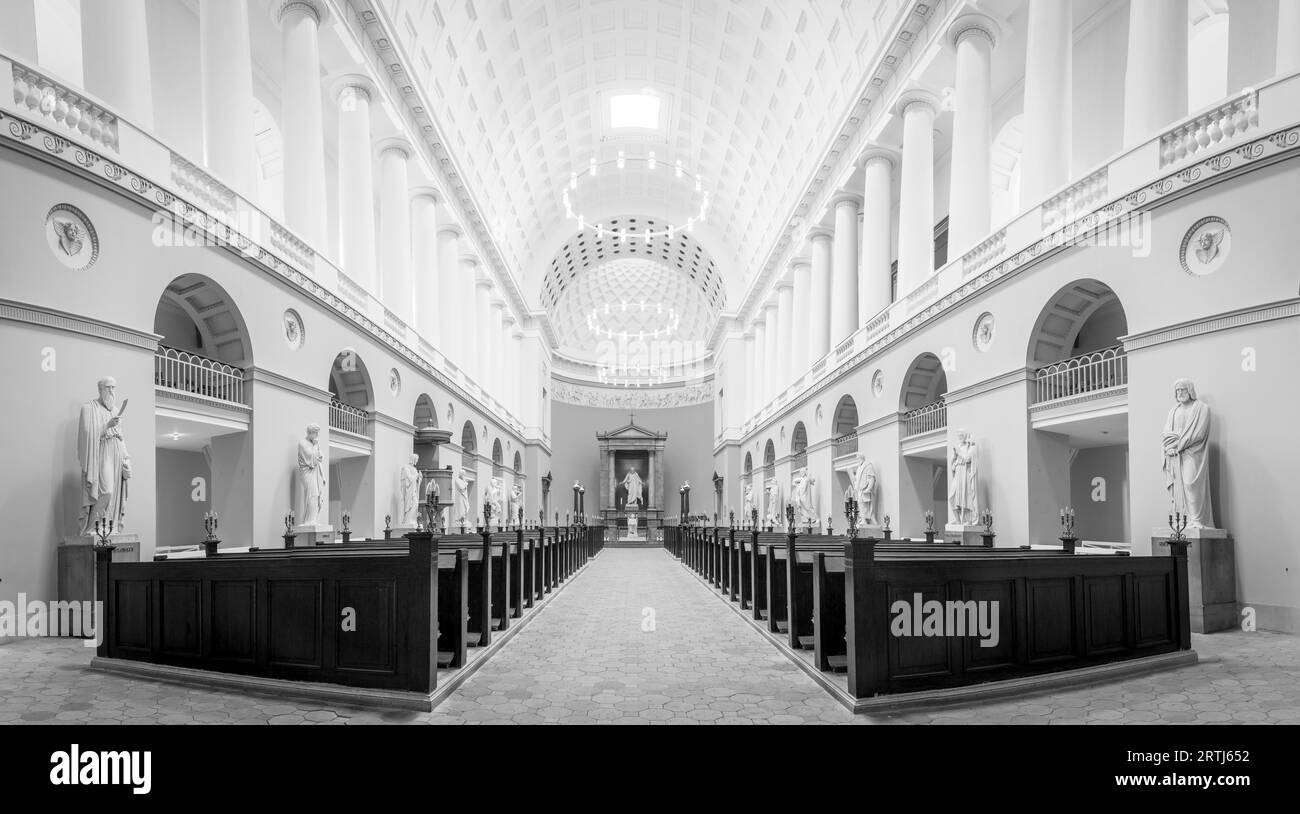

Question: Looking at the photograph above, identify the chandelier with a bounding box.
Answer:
[586,300,681,341]
[562,153,710,243]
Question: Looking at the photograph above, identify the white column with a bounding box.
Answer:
[896,90,939,297]
[0,0,38,63]
[200,0,257,198]
[377,139,413,323]
[332,76,378,293]
[830,194,862,345]
[437,224,463,363]
[859,150,895,323]
[81,0,154,127]
[412,190,440,347]
[762,299,779,404]
[1280,0,1300,75]
[790,259,811,373]
[273,0,329,248]
[471,265,490,385]
[775,277,794,390]
[752,318,767,413]
[808,228,833,361]
[489,300,506,403]
[1228,0,1280,92]
[741,330,755,421]
[511,329,525,418]
[1123,0,1188,148]
[499,311,514,411]
[1021,0,1072,204]
[946,14,1000,259]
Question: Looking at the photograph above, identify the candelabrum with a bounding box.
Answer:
[1060,506,1078,553]
[340,510,352,542]
[384,513,393,540]
[882,514,892,541]
[483,501,493,531]
[518,507,524,529]
[203,511,219,543]
[845,495,860,538]
[283,510,296,549]
[785,503,796,534]
[750,508,759,532]
[728,509,735,529]
[980,510,995,548]
[92,519,115,548]
[1167,511,1188,543]
[924,510,936,543]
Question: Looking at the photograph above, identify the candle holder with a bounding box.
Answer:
[785,503,796,534]
[92,519,116,549]
[384,514,393,541]
[202,511,220,556]
[980,510,995,548]
[924,510,936,544]
[750,508,758,532]
[484,501,493,531]
[1167,511,1188,544]
[882,514,892,541]
[845,496,860,538]
[1059,507,1078,554]
[283,510,297,549]
[341,510,352,543]
[825,514,833,536]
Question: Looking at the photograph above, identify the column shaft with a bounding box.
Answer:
[1228,0,1279,91]
[762,304,779,404]
[412,195,440,346]
[473,274,491,389]
[808,231,833,360]
[378,145,413,323]
[859,154,894,321]
[1021,0,1072,203]
[1280,0,1300,75]
[790,262,811,373]
[1123,0,1188,147]
[200,0,257,198]
[897,94,938,297]
[947,23,996,257]
[0,0,38,63]
[776,282,794,390]
[335,81,377,292]
[437,227,462,363]
[831,197,861,344]
[752,319,768,413]
[277,2,328,247]
[81,0,154,127]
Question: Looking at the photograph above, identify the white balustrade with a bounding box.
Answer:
[154,346,244,405]
[1159,90,1259,168]
[902,399,947,438]
[832,430,859,458]
[1034,346,1128,404]
[10,61,118,151]
[329,399,370,436]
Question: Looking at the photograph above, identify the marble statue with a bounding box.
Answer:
[509,484,522,524]
[948,430,980,525]
[791,469,818,527]
[77,376,132,535]
[850,456,878,525]
[398,454,422,527]
[297,423,327,527]
[486,477,505,523]
[763,481,782,529]
[453,470,470,525]
[620,464,645,509]
[742,483,756,520]
[1162,378,1214,528]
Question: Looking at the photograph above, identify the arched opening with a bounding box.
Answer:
[1027,280,1131,545]
[899,352,949,538]
[832,395,859,457]
[325,349,375,533]
[492,439,503,471]
[152,274,254,551]
[763,439,776,476]
[458,421,478,528]
[412,392,440,477]
[761,439,777,527]
[791,421,808,471]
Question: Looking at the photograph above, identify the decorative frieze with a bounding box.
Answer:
[551,378,713,410]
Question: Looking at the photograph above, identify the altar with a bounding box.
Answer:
[597,416,667,538]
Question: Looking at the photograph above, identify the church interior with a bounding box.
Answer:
[1,0,1298,733]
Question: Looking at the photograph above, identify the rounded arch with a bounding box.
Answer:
[790,421,808,455]
[743,451,753,475]
[899,352,948,411]
[460,420,477,454]
[491,438,503,466]
[763,439,776,472]
[513,451,523,473]
[413,393,437,429]
[832,395,858,436]
[153,273,253,367]
[1027,279,1129,366]
[328,348,374,410]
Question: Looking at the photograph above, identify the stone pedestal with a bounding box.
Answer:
[1151,526,1235,634]
[292,524,335,546]
[854,524,884,540]
[58,534,141,607]
[945,523,985,546]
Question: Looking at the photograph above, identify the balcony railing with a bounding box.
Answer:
[154,346,244,405]
[832,430,859,458]
[329,399,370,437]
[902,399,947,439]
[1034,346,1128,405]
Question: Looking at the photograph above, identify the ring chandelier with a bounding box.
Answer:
[561,154,711,243]
[586,300,682,341]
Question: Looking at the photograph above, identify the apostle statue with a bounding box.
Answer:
[850,455,878,525]
[454,469,471,525]
[742,483,756,520]
[1162,378,1214,528]
[77,376,132,535]
[764,481,782,529]
[297,423,327,526]
[620,464,645,510]
[398,453,422,527]
[948,430,979,525]
[791,469,818,527]
[509,484,522,524]
[486,477,505,523]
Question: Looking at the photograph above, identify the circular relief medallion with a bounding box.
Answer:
[283,309,305,350]
[1180,216,1229,277]
[972,312,995,353]
[389,368,401,396]
[871,369,884,398]
[45,204,99,270]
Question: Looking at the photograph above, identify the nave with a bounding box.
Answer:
[2,549,1297,725]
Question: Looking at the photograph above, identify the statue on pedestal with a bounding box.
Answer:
[850,456,878,525]
[948,430,979,525]
[297,423,327,527]
[77,376,132,535]
[453,470,471,525]
[620,464,645,510]
[509,484,522,524]
[1162,378,1214,528]
[764,481,782,529]
[398,453,422,527]
[486,477,505,524]
[742,483,756,521]
[791,469,818,527]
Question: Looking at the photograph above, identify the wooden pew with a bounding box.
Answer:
[439,533,492,647]
[437,547,469,669]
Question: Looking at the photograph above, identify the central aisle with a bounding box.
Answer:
[427,548,864,724]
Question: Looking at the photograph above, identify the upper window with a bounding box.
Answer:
[609,93,661,130]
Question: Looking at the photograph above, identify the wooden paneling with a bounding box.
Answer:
[268,580,322,669]
[112,580,151,654]
[210,580,256,663]
[335,579,397,674]
[1026,577,1075,663]
[159,580,201,658]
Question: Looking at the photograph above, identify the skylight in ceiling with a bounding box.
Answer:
[610,92,661,129]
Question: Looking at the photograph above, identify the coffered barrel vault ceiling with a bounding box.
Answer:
[377,0,914,310]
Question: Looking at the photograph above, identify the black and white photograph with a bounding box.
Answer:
[0,0,1295,796]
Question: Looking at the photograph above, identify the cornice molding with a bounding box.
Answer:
[858,411,900,435]
[1122,298,1300,352]
[372,410,416,435]
[943,367,1034,406]
[0,298,160,352]
[246,366,335,405]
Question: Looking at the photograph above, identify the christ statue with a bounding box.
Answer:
[77,376,132,535]
[620,465,645,510]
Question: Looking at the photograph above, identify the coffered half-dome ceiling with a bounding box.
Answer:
[376,0,913,307]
